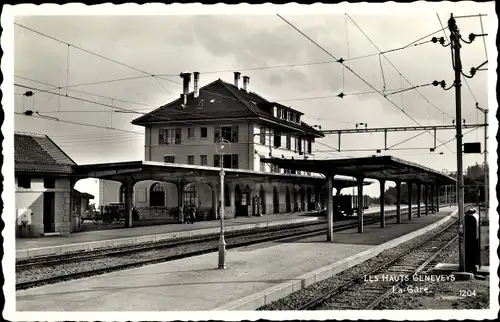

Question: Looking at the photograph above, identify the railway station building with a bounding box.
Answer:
[99,72,347,221]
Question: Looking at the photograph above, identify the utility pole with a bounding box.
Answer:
[449,14,466,273]
[476,103,488,208]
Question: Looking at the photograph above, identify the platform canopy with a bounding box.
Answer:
[260,155,456,185]
[74,160,372,188]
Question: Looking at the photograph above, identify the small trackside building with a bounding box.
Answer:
[14,132,78,237]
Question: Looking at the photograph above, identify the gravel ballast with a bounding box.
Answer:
[258,219,458,310]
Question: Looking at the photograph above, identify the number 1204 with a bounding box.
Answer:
[459,290,476,297]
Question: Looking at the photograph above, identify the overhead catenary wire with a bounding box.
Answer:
[479,14,488,61]
[16,75,161,110]
[347,14,453,119]
[15,83,223,129]
[277,14,455,155]
[14,22,179,97]
[14,111,143,135]
[154,27,445,78]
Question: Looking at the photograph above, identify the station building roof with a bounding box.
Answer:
[14,132,77,175]
[260,155,456,185]
[75,160,372,188]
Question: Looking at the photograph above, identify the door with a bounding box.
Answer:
[234,185,242,216]
[43,192,55,233]
[286,188,291,213]
[259,186,266,215]
[273,186,279,213]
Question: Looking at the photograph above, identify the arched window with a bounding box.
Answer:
[150,182,165,207]
[224,183,230,207]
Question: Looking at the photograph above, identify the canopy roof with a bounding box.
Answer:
[260,156,456,185]
[75,160,372,188]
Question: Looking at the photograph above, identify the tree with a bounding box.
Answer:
[384,194,397,205]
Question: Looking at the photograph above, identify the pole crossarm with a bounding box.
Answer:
[320,123,486,134]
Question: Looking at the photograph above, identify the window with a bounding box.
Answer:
[188,128,195,139]
[286,135,291,150]
[307,139,312,154]
[200,127,207,138]
[175,128,181,144]
[260,127,266,145]
[298,137,303,153]
[161,128,181,145]
[216,154,239,169]
[164,155,175,163]
[274,131,281,148]
[150,183,165,207]
[276,107,281,118]
[232,125,239,142]
[214,127,220,143]
[260,162,266,172]
[231,154,239,169]
[44,178,55,188]
[17,176,31,188]
[197,99,204,109]
[187,155,195,165]
[158,129,165,144]
[165,129,175,144]
[215,125,238,143]
[221,126,232,141]
[223,154,231,168]
[200,155,208,166]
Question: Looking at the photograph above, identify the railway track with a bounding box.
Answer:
[17,207,416,269]
[16,210,416,290]
[297,219,458,310]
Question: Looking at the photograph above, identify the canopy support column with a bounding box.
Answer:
[395,180,402,224]
[123,179,134,228]
[436,185,440,212]
[357,176,364,233]
[407,181,413,220]
[326,174,334,242]
[424,184,429,216]
[416,182,422,218]
[430,185,435,213]
[379,179,386,228]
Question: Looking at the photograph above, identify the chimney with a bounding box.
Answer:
[179,72,191,106]
[234,72,241,89]
[193,72,200,98]
[242,76,250,92]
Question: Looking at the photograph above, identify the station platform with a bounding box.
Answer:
[16,205,415,259]
[15,206,456,311]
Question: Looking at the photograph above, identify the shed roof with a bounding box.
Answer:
[15,132,76,175]
[260,155,456,185]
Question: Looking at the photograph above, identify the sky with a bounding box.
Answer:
[8,2,496,198]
